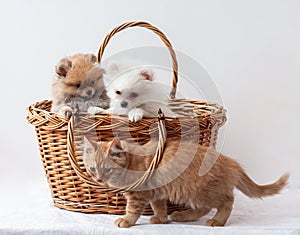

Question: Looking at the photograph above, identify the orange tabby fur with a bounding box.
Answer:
[83,138,289,228]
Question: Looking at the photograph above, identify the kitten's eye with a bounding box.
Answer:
[130,92,138,98]
[115,90,121,95]
[90,80,95,86]
[102,168,112,174]
[75,84,81,88]
[90,167,96,173]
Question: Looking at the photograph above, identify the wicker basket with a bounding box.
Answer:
[26,21,227,214]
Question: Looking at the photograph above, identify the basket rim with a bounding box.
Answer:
[27,99,226,119]
[27,99,227,133]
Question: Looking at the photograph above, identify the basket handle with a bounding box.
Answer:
[97,21,178,99]
[67,110,167,193]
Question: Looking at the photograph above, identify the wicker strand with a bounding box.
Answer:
[97,21,178,98]
[67,109,167,194]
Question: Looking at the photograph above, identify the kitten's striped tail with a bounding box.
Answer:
[236,172,290,199]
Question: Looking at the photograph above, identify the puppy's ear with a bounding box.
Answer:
[56,58,72,77]
[106,62,120,76]
[86,53,97,63]
[139,69,155,81]
[95,66,105,77]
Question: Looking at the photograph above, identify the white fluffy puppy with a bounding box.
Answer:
[101,60,175,122]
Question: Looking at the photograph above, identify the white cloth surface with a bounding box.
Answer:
[0,181,300,235]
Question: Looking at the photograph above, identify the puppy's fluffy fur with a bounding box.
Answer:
[104,60,175,122]
[51,53,110,117]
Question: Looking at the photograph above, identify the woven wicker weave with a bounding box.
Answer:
[26,21,227,214]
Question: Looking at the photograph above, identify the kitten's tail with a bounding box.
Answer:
[236,171,290,199]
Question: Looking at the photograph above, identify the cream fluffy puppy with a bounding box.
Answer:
[101,60,175,122]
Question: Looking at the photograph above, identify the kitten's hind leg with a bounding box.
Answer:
[114,194,148,228]
[149,199,168,224]
[205,200,233,227]
[171,207,211,222]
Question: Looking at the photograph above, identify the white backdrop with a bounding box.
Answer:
[0,0,299,191]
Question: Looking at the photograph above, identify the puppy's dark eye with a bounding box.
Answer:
[102,168,112,174]
[130,92,138,98]
[75,84,81,88]
[90,80,95,86]
[115,90,121,95]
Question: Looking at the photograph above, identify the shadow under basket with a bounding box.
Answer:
[26,21,226,214]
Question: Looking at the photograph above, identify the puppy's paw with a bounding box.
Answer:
[128,108,144,122]
[150,215,167,224]
[114,218,131,228]
[87,106,107,115]
[59,106,73,118]
[205,219,225,227]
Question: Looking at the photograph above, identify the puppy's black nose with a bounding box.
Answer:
[86,90,92,96]
[120,100,128,108]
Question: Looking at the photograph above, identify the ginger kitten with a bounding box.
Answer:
[51,53,110,117]
[83,138,289,228]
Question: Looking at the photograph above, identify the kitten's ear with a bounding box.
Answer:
[139,69,155,81]
[112,138,123,151]
[109,138,124,155]
[86,53,97,63]
[83,137,98,155]
[56,58,72,77]
[82,137,98,176]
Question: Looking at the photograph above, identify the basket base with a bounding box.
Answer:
[53,199,187,215]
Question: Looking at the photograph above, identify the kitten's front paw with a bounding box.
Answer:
[205,219,225,227]
[87,106,107,115]
[150,216,167,224]
[128,108,144,122]
[59,106,73,118]
[171,211,186,222]
[114,218,131,228]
